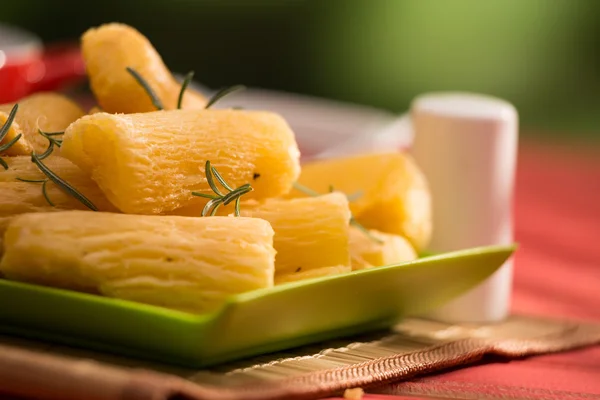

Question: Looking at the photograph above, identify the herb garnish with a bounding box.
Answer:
[177,71,195,109]
[204,85,246,109]
[30,152,98,211]
[292,182,321,197]
[346,190,364,202]
[37,129,64,160]
[0,104,22,170]
[126,66,244,111]
[292,182,383,244]
[16,177,55,206]
[126,67,164,110]
[191,160,253,216]
[349,216,383,244]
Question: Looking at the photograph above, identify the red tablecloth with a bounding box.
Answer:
[343,139,600,399]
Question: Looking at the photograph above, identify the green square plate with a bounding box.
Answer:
[0,245,515,367]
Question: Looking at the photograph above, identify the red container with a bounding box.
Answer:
[0,24,86,104]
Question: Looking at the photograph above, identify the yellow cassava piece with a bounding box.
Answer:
[0,92,85,155]
[349,226,417,270]
[0,110,30,155]
[291,152,432,251]
[239,193,352,277]
[61,109,301,214]
[0,211,276,314]
[82,23,207,113]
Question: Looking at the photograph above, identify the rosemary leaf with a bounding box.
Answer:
[31,153,98,211]
[39,129,63,148]
[38,141,55,160]
[222,184,252,206]
[0,133,23,152]
[210,202,222,216]
[41,180,55,207]
[36,128,65,160]
[0,104,18,142]
[204,160,224,196]
[350,217,384,244]
[16,177,47,183]
[292,182,321,197]
[41,131,64,136]
[204,85,246,109]
[0,158,7,170]
[346,190,364,202]
[191,191,218,200]
[16,177,55,207]
[126,67,164,110]
[202,198,221,217]
[234,197,242,217]
[177,71,195,109]
[211,166,234,192]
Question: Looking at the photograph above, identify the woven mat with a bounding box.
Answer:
[0,315,598,400]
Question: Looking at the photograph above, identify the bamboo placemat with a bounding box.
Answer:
[1,315,599,400]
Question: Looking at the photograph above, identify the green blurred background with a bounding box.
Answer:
[3,0,600,142]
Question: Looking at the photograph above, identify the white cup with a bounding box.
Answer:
[410,92,518,323]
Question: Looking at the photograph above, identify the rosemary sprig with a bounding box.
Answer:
[37,143,55,160]
[349,216,383,244]
[16,177,55,207]
[346,190,364,202]
[0,104,18,140]
[204,85,246,109]
[292,182,321,197]
[126,67,164,110]
[0,135,22,170]
[177,71,195,109]
[328,184,383,244]
[0,104,21,170]
[31,152,98,211]
[36,129,64,160]
[191,161,253,216]
[40,130,64,137]
[292,181,383,244]
[39,130,64,147]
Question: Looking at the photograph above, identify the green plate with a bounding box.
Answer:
[0,245,515,367]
